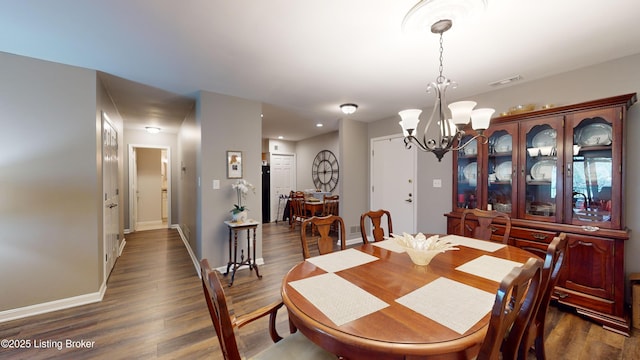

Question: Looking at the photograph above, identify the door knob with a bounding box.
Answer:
[405,198,413,203]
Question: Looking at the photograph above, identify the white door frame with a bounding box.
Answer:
[128,144,171,231]
[370,134,417,234]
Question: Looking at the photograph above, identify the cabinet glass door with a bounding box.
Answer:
[485,123,518,215]
[519,116,563,222]
[565,108,620,229]
[454,134,479,210]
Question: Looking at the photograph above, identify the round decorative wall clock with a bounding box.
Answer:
[312,150,339,192]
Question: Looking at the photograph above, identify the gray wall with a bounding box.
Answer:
[367,53,640,291]
[340,118,369,238]
[177,107,199,254]
[0,51,121,311]
[197,91,263,268]
[295,131,339,192]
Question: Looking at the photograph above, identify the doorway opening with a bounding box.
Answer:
[128,145,171,231]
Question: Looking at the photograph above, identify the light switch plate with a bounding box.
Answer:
[433,179,442,188]
[213,180,220,189]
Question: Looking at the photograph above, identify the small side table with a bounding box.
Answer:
[223,220,262,286]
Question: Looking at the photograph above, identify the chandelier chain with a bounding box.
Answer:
[437,32,445,84]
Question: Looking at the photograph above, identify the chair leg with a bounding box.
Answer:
[533,334,546,360]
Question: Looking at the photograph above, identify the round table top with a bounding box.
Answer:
[281,238,537,359]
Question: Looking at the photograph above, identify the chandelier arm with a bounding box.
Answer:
[449,132,489,151]
[404,135,430,152]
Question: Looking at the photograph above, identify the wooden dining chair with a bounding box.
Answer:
[289,191,309,230]
[460,208,512,244]
[321,194,339,216]
[360,209,393,244]
[300,215,346,259]
[517,233,568,360]
[199,259,336,360]
[476,257,543,360]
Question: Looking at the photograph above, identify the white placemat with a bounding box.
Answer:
[370,239,406,253]
[455,255,523,282]
[440,234,506,252]
[306,248,379,273]
[395,277,495,334]
[288,272,389,326]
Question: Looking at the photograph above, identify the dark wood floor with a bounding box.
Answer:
[1,223,638,359]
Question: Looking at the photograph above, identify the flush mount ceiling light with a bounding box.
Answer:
[398,1,494,162]
[145,126,161,134]
[340,103,358,115]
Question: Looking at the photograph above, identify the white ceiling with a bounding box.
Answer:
[2,0,640,140]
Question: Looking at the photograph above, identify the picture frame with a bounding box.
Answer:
[227,150,242,178]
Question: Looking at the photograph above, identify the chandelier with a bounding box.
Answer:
[398,7,494,162]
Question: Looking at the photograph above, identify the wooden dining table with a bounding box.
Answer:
[281,235,537,360]
[304,199,324,216]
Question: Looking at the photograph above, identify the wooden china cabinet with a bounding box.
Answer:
[445,93,637,335]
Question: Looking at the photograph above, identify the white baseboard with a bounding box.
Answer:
[0,283,106,324]
[176,225,201,277]
[118,238,127,256]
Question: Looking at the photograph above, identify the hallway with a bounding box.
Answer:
[0,229,216,359]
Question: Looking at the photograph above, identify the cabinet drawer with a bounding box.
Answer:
[512,239,547,259]
[510,227,557,244]
[553,287,616,315]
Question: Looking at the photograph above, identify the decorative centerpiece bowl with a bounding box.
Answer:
[392,232,459,266]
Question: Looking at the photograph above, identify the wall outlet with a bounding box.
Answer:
[433,179,442,188]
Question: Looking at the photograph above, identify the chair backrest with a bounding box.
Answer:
[289,191,308,228]
[300,215,346,259]
[477,257,543,360]
[200,259,242,360]
[517,232,568,360]
[360,209,393,244]
[322,194,339,216]
[460,208,512,244]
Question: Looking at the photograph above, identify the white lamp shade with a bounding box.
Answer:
[470,108,495,130]
[398,109,422,135]
[441,118,457,137]
[448,101,477,126]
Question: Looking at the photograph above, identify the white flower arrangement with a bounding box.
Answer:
[231,179,255,215]
[391,232,459,265]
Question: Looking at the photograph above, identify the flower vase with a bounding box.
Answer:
[232,210,248,223]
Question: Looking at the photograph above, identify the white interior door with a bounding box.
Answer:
[270,154,295,222]
[103,114,119,279]
[371,136,416,235]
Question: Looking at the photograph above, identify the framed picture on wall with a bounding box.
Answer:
[227,151,242,178]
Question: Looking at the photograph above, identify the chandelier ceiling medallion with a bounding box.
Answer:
[398,0,494,162]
